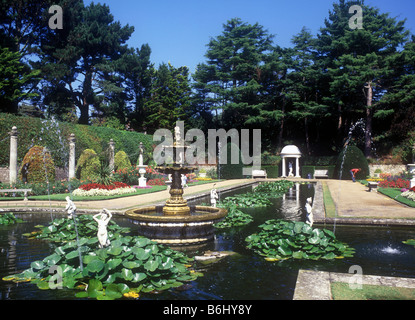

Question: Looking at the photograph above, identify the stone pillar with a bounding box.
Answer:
[295,157,301,178]
[281,157,286,177]
[9,126,18,185]
[109,139,115,172]
[68,134,76,180]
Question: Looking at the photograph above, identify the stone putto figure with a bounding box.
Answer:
[210,184,219,208]
[93,208,113,248]
[65,196,76,219]
[305,197,314,227]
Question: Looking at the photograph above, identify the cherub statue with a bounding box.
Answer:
[65,196,76,219]
[181,174,188,188]
[210,184,219,208]
[174,125,182,143]
[305,197,314,227]
[93,208,113,248]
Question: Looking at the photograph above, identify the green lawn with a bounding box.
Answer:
[331,282,415,300]
[358,180,415,208]
[378,188,415,208]
[322,182,337,218]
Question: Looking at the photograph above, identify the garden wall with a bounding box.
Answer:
[0,167,8,183]
[0,113,153,169]
[0,167,69,184]
[369,165,406,176]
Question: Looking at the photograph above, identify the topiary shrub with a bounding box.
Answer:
[334,146,369,180]
[218,142,244,179]
[114,151,131,171]
[19,145,55,184]
[76,149,101,181]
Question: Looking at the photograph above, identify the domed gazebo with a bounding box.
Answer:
[280,145,302,178]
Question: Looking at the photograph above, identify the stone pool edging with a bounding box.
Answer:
[293,269,415,300]
[0,180,258,216]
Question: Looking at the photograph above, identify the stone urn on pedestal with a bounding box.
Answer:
[137,142,147,188]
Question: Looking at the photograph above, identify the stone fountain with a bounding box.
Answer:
[125,125,228,246]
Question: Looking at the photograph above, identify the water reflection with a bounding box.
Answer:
[280,183,315,222]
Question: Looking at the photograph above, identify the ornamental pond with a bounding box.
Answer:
[1,183,415,300]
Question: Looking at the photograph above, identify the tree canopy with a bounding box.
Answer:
[1,0,414,162]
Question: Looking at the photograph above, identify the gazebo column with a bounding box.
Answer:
[281,157,286,177]
[295,157,301,178]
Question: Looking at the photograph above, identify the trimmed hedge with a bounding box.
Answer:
[76,149,100,181]
[333,146,369,180]
[19,145,55,183]
[262,165,279,178]
[114,151,132,171]
[218,142,244,179]
[0,113,153,169]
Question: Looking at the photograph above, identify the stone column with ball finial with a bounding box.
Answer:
[68,134,76,180]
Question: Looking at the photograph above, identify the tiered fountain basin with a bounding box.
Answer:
[125,205,227,245]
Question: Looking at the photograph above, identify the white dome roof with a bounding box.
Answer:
[280,145,302,156]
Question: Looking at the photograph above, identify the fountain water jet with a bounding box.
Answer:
[125,124,227,246]
[334,119,366,234]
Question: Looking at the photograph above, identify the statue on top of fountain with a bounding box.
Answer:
[174,124,182,144]
[174,124,185,165]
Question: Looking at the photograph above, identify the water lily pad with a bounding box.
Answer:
[122,261,140,269]
[144,260,159,272]
[107,258,122,270]
[121,268,134,281]
[30,260,45,270]
[44,253,62,266]
[135,237,151,247]
[105,283,123,299]
[107,246,123,256]
[86,260,105,273]
[133,247,150,260]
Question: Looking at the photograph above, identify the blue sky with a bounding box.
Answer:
[85,0,415,74]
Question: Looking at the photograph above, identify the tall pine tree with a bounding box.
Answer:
[40,1,134,124]
[316,0,410,157]
[193,18,274,130]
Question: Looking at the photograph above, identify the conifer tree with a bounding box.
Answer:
[143,63,191,133]
[316,0,410,157]
[194,18,273,130]
[40,1,134,124]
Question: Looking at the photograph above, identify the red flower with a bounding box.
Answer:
[79,182,129,191]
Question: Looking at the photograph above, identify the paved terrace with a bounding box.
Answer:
[0,179,255,214]
[320,179,415,226]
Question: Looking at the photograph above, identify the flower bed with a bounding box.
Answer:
[79,182,130,191]
[72,182,136,197]
[378,178,410,189]
[147,178,168,186]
